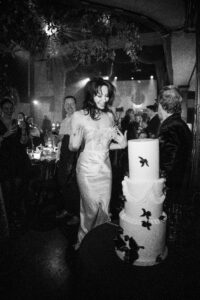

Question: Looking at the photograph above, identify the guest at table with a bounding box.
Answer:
[69,77,127,249]
[146,103,160,138]
[0,98,31,222]
[56,96,80,225]
[158,85,193,242]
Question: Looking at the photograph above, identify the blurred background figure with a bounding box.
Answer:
[134,113,143,136]
[56,96,80,225]
[41,115,52,134]
[17,111,29,136]
[119,108,138,186]
[115,107,124,129]
[146,102,160,138]
[121,108,138,140]
[0,98,31,225]
[26,116,44,148]
[138,128,149,139]
[17,111,26,124]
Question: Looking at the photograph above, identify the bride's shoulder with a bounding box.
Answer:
[107,111,114,118]
[71,110,87,126]
[73,110,84,118]
[107,111,115,124]
[74,110,82,115]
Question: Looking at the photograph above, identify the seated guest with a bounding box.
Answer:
[146,103,160,138]
[158,85,193,242]
[0,98,31,222]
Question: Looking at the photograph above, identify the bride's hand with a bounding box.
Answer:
[114,128,127,148]
[69,126,83,150]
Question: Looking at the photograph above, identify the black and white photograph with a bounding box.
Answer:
[0,0,199,299]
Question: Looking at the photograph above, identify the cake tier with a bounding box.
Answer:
[116,210,167,266]
[122,176,166,219]
[128,139,159,181]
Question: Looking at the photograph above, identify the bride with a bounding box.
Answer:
[69,77,127,248]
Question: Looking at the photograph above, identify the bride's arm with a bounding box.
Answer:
[69,112,83,151]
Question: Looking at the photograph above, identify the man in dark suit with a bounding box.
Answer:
[146,103,160,138]
[158,85,193,242]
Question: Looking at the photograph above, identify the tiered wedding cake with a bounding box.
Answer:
[115,139,167,266]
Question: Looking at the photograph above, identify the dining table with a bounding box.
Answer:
[27,147,59,215]
[28,146,58,181]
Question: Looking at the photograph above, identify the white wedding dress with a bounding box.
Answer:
[76,122,115,246]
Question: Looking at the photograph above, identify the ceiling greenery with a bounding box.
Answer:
[0,0,141,64]
[0,0,141,97]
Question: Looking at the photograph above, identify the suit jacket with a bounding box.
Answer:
[158,113,193,203]
[146,114,160,137]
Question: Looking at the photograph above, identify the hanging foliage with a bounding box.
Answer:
[65,13,141,65]
[0,0,141,64]
[0,0,46,56]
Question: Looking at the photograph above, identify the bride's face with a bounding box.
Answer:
[94,85,109,110]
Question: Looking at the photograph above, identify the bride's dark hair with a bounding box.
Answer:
[83,77,115,120]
